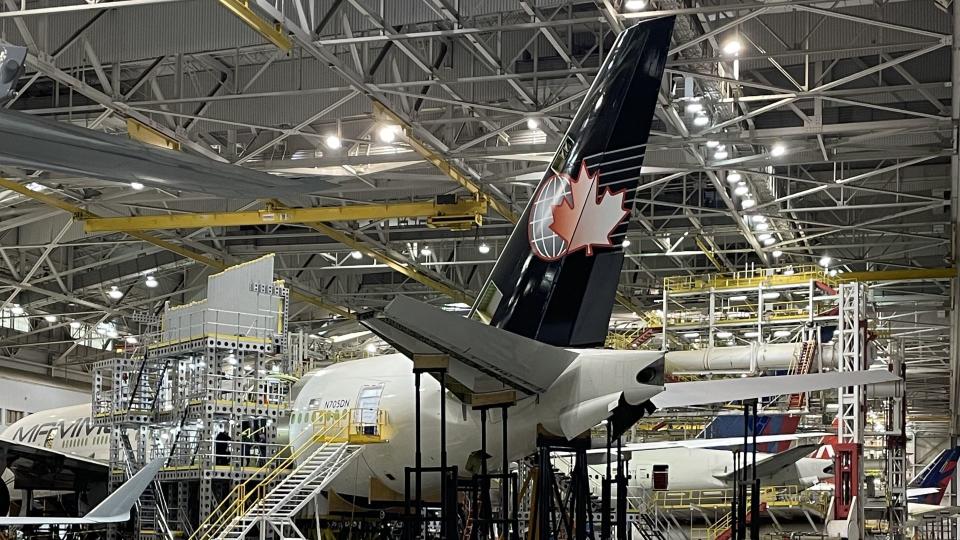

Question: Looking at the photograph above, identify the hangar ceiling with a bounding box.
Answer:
[0,0,954,430]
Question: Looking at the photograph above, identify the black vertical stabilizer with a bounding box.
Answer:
[470,17,675,347]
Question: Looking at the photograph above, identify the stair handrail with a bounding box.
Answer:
[189,409,351,540]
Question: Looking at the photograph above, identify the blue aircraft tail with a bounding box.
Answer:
[909,447,960,505]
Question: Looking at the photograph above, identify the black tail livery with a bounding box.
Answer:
[470,17,676,348]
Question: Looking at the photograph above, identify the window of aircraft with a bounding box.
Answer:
[5,409,24,424]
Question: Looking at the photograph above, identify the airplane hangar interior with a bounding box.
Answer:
[0,0,957,539]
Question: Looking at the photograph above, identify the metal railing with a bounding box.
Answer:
[664,265,836,293]
[189,407,387,540]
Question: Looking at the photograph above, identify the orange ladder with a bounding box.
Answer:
[786,340,818,409]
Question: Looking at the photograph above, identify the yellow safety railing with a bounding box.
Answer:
[705,508,735,540]
[190,408,386,540]
[664,265,836,293]
[653,484,828,513]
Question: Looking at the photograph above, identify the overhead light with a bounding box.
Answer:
[686,101,703,114]
[226,353,238,365]
[741,199,756,209]
[350,250,363,260]
[774,330,792,338]
[734,184,749,196]
[770,143,786,157]
[108,286,123,299]
[754,222,769,231]
[25,182,44,192]
[762,292,780,300]
[420,246,432,256]
[622,239,631,248]
[43,315,57,323]
[722,40,742,56]
[526,118,540,130]
[762,237,776,246]
[130,181,145,190]
[829,269,838,277]
[730,295,747,302]
[683,332,699,339]
[624,0,647,10]
[757,233,772,241]
[324,134,342,149]
[125,335,138,344]
[69,320,82,329]
[478,243,491,254]
[377,125,398,143]
[9,304,24,316]
[726,172,742,183]
[772,250,784,258]
[706,140,720,148]
[743,331,759,338]
[819,255,832,267]
[751,215,767,223]
[365,343,377,354]
[145,275,159,288]
[693,113,710,127]
[714,148,728,159]
[716,331,733,339]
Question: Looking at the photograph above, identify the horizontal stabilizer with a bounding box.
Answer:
[650,369,899,409]
[362,295,576,397]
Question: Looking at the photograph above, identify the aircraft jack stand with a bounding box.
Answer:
[468,393,520,540]
[530,434,594,540]
[731,399,760,540]
[404,354,458,540]
[600,430,628,540]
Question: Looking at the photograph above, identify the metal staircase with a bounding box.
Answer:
[192,409,383,540]
[119,434,176,540]
[786,340,818,410]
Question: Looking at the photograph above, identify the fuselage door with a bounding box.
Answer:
[353,384,384,435]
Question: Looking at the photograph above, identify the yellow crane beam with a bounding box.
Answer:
[305,221,476,306]
[372,101,520,223]
[217,0,293,52]
[82,198,487,233]
[0,178,353,319]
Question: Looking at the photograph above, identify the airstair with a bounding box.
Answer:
[192,409,384,540]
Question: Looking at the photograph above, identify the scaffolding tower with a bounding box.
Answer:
[92,255,295,539]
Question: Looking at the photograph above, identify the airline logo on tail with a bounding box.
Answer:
[528,161,628,260]
[910,447,960,505]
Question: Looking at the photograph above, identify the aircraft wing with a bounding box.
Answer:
[0,438,107,491]
[583,433,827,456]
[0,458,162,526]
[0,109,336,198]
[650,369,899,409]
[713,444,820,481]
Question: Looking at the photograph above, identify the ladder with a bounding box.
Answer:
[787,340,818,410]
[206,441,363,540]
[707,502,767,540]
[119,434,176,540]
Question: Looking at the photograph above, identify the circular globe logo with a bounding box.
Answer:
[528,173,572,261]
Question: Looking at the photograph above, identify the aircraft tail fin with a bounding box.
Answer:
[469,17,675,348]
[909,448,960,505]
[85,458,164,522]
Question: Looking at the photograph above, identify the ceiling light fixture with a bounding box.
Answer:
[819,255,832,267]
[43,315,57,323]
[622,239,631,248]
[770,143,786,157]
[762,237,776,246]
[69,320,82,329]
[130,182,144,190]
[377,125,398,143]
[693,113,710,127]
[420,246,432,256]
[526,118,541,130]
[722,40,742,56]
[478,243,491,254]
[686,101,703,114]
[734,185,749,196]
[706,140,720,148]
[324,134,342,149]
[714,148,729,159]
[741,199,756,209]
[772,250,784,258]
[145,275,159,288]
[726,172,742,183]
[624,0,647,11]
[350,250,363,260]
[108,286,123,300]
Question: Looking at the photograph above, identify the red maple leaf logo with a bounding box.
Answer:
[548,162,628,256]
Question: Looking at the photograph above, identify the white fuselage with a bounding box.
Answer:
[0,403,108,462]
[613,447,833,491]
[288,350,663,499]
